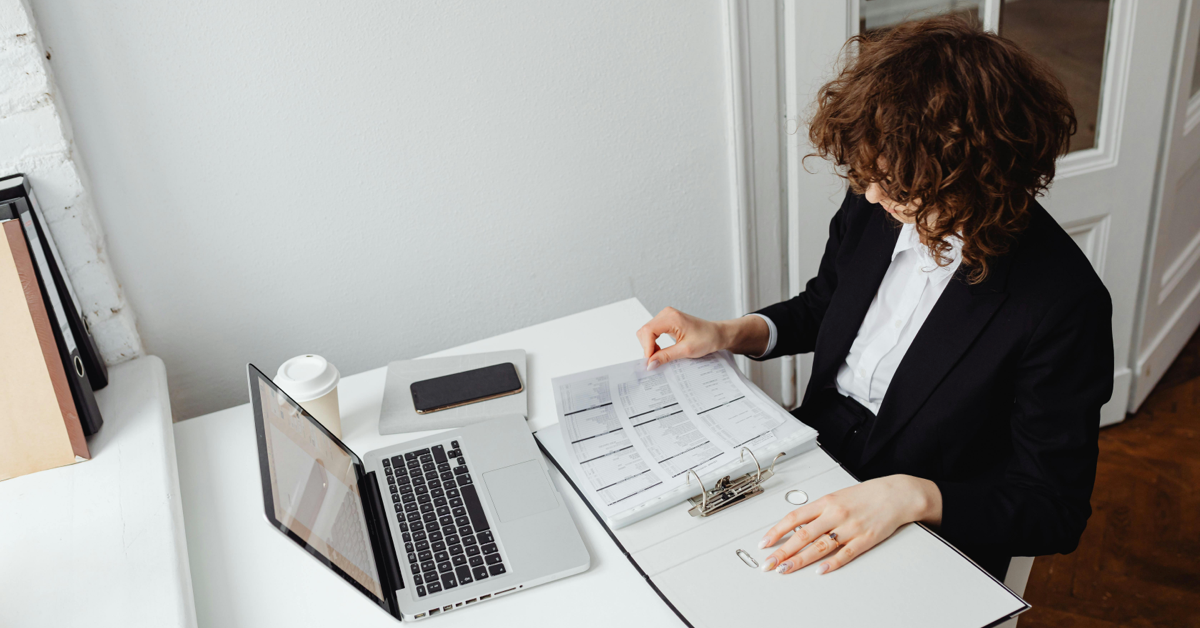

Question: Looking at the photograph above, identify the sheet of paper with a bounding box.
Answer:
[665,356,786,450]
[552,352,812,521]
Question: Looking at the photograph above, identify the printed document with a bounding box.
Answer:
[552,352,815,521]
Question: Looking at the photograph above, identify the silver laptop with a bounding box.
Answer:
[247,364,589,620]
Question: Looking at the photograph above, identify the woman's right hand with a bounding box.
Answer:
[636,307,770,369]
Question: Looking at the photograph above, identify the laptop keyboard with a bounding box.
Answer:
[384,440,507,598]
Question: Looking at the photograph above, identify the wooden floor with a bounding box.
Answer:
[1020,328,1200,627]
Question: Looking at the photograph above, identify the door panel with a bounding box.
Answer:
[1130,0,1200,410]
[999,0,1178,425]
[1062,215,1111,277]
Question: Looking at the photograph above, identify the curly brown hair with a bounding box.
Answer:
[808,15,1076,283]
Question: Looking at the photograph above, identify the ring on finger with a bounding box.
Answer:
[785,532,840,573]
[828,532,839,547]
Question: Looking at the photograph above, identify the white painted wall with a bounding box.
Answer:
[0,0,142,364]
[27,0,739,419]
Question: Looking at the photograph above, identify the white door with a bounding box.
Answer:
[1130,0,1200,410]
[783,0,1182,426]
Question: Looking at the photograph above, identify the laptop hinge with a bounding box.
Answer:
[361,469,405,618]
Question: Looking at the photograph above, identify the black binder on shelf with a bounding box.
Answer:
[0,174,108,390]
[0,210,91,481]
[8,196,103,436]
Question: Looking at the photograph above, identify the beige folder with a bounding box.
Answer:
[0,219,89,482]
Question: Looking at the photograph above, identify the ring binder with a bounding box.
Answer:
[685,448,787,518]
[536,421,1031,628]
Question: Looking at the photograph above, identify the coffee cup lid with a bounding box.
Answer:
[275,354,340,402]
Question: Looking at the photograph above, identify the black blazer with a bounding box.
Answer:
[754,191,1113,577]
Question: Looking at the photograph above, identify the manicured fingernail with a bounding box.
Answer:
[757,537,770,549]
[816,563,829,575]
[647,360,658,370]
[776,562,791,574]
[761,557,777,572]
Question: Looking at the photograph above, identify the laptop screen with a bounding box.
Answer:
[248,365,385,605]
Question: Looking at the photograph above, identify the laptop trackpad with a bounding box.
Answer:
[483,460,558,523]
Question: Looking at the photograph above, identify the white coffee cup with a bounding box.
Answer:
[275,354,343,439]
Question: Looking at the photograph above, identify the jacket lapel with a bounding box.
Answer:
[859,254,1013,466]
[809,207,900,390]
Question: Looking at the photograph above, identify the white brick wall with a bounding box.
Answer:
[1,0,141,363]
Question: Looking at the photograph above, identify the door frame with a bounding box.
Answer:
[723,0,792,404]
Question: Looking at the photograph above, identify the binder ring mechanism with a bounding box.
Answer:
[685,448,785,518]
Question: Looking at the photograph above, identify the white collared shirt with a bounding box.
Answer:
[751,222,963,414]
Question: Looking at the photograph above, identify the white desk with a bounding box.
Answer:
[174,299,1029,627]
[174,298,684,627]
[0,356,197,628]
[175,298,1028,627]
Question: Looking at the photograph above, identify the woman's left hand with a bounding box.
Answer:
[758,474,943,575]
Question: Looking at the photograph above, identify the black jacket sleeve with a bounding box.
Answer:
[934,284,1113,557]
[751,191,855,361]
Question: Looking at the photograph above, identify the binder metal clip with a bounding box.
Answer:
[686,448,785,518]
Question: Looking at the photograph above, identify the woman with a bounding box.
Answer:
[637,16,1112,581]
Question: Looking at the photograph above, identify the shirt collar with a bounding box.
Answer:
[892,222,963,283]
